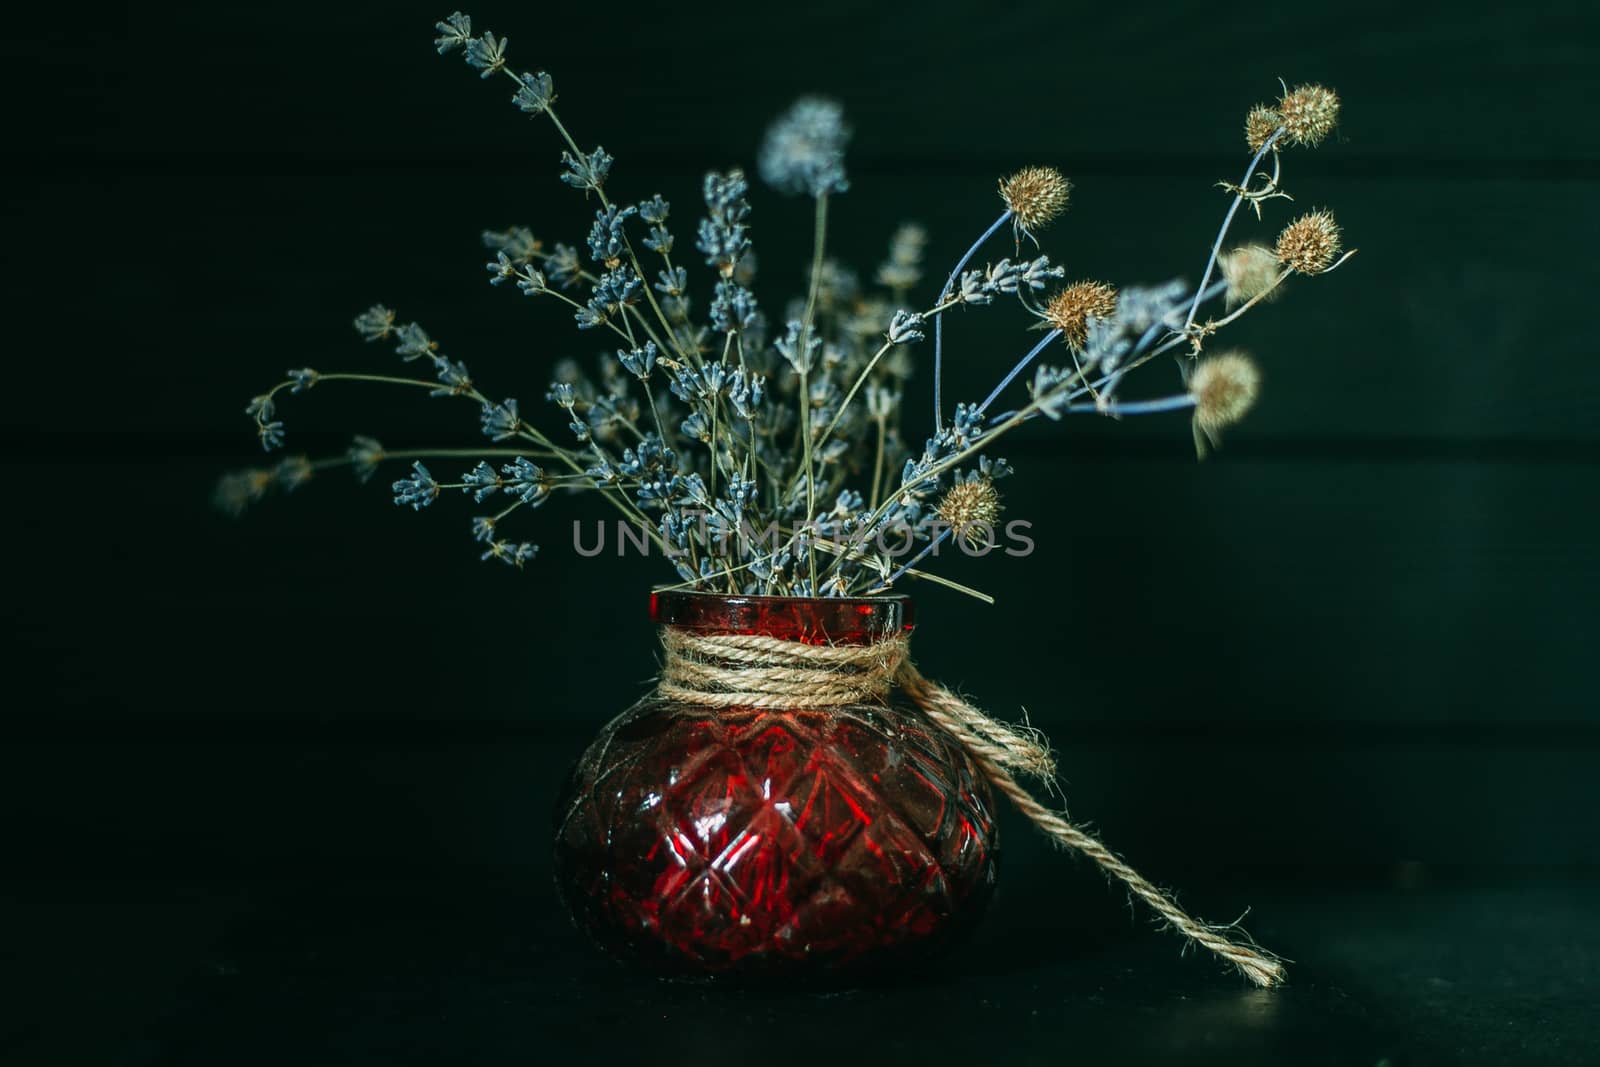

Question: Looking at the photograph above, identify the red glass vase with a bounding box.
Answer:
[554,592,1000,978]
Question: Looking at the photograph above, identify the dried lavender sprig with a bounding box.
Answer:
[250,344,673,556]
[438,16,693,366]
[214,445,563,518]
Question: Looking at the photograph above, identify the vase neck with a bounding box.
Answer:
[649,591,912,646]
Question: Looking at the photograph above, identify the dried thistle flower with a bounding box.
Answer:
[1044,280,1117,350]
[1244,105,1282,155]
[937,476,1001,549]
[999,166,1071,242]
[1276,83,1339,148]
[1219,245,1283,308]
[1189,352,1260,435]
[1275,210,1342,274]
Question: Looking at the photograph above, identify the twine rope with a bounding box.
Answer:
[658,627,1286,989]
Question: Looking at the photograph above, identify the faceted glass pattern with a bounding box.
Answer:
[553,593,1000,977]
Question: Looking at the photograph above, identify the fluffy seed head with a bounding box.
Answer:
[1189,352,1261,435]
[937,478,1002,549]
[759,97,850,198]
[999,166,1071,236]
[1220,244,1284,308]
[1044,280,1118,350]
[1275,210,1342,274]
[1244,105,1282,154]
[1276,83,1339,148]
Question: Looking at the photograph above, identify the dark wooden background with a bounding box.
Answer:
[4,1,1598,1063]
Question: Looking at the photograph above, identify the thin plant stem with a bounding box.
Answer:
[1183,130,1283,332]
[813,295,961,456]
[977,328,1060,413]
[311,446,561,469]
[933,209,1011,429]
[796,192,830,588]
[868,416,887,511]
[871,526,951,591]
[1070,393,1197,417]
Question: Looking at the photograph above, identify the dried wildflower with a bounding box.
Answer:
[1275,210,1342,274]
[273,456,313,491]
[256,420,285,452]
[578,266,642,328]
[1219,245,1284,308]
[464,32,508,79]
[394,323,437,361]
[430,357,472,396]
[517,269,548,297]
[887,310,925,345]
[776,319,821,373]
[480,398,521,440]
[1276,83,1339,148]
[212,468,270,516]
[354,304,397,341]
[618,341,657,380]
[1189,352,1260,436]
[482,226,539,262]
[937,476,1001,549]
[1244,105,1282,155]
[638,195,669,225]
[392,462,439,510]
[502,456,550,506]
[876,223,926,293]
[697,170,752,275]
[512,71,554,115]
[998,166,1071,243]
[432,12,472,54]
[1044,281,1118,350]
[486,251,517,285]
[543,244,582,289]
[709,279,759,334]
[560,146,612,192]
[462,461,502,502]
[348,436,385,483]
[759,97,850,198]
[482,540,538,567]
[639,194,673,253]
[587,204,635,265]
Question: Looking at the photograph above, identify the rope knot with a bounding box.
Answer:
[653,625,1285,988]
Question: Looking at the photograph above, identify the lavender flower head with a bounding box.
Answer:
[759,97,850,198]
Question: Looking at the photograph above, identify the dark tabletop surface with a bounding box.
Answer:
[8,844,1596,1066]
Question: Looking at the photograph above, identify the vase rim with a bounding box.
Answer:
[651,589,911,607]
[650,589,913,644]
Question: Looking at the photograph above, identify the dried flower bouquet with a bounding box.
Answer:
[220,12,1352,603]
